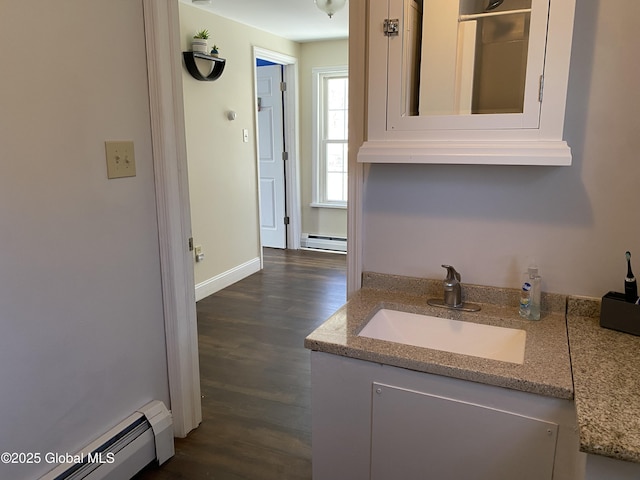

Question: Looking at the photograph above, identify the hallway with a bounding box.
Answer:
[137,248,347,479]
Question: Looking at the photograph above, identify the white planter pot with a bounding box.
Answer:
[191,39,208,53]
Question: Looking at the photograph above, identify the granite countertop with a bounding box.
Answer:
[305,271,640,465]
[305,272,574,400]
[567,296,640,463]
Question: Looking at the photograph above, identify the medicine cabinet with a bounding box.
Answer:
[357,0,577,165]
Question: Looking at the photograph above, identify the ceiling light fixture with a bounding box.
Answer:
[314,0,347,18]
[192,0,212,5]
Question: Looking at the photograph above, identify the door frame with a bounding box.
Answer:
[142,0,202,437]
[253,46,301,254]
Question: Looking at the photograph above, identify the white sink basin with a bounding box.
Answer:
[358,309,526,364]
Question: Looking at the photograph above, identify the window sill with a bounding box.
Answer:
[310,202,347,210]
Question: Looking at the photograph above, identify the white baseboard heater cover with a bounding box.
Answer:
[300,234,347,252]
[40,400,174,480]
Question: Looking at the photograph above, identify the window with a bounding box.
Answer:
[312,66,348,208]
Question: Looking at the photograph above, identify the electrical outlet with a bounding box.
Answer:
[105,141,136,179]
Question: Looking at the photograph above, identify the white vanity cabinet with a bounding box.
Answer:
[310,351,585,479]
[357,0,577,165]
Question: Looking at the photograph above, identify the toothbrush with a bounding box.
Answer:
[625,251,638,303]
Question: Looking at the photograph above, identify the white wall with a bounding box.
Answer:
[299,40,349,239]
[359,0,640,298]
[0,2,169,479]
[179,4,300,288]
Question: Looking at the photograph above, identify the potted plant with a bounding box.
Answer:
[192,29,210,54]
[210,44,220,57]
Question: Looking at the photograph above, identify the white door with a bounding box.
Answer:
[257,64,287,249]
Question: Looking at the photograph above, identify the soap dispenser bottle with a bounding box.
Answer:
[519,274,532,319]
[519,261,541,320]
[528,265,542,320]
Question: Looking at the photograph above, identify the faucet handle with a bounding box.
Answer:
[441,265,461,283]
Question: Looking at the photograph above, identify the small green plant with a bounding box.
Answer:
[193,29,210,40]
[210,44,219,54]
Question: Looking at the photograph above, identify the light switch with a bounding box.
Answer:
[242,129,249,143]
[105,141,136,179]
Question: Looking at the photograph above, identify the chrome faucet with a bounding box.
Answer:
[427,264,481,312]
[442,265,462,307]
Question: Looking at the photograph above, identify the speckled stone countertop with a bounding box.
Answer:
[305,272,574,400]
[567,296,640,463]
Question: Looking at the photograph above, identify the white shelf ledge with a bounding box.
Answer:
[357,140,572,166]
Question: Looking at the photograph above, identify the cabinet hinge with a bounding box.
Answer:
[282,151,289,161]
[280,81,287,92]
[284,216,290,225]
[384,19,400,37]
[188,237,194,251]
[538,75,544,102]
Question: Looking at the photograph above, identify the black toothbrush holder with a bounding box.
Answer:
[600,291,640,336]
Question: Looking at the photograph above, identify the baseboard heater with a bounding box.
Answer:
[300,234,347,253]
[40,400,174,480]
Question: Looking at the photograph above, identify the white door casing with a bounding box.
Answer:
[143,0,202,437]
[252,47,302,254]
[257,64,287,249]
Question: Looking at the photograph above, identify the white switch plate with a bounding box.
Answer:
[105,141,136,179]
[242,129,249,143]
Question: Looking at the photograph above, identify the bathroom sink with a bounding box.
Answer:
[358,309,526,364]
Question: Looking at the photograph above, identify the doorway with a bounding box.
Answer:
[253,47,301,252]
[144,2,355,437]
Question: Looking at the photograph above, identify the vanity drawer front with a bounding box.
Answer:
[371,382,558,480]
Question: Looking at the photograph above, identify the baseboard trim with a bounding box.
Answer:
[195,257,261,301]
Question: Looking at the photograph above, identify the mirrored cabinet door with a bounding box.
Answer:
[390,0,547,130]
[359,0,576,165]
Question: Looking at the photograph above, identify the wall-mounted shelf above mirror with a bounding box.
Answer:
[183,52,226,81]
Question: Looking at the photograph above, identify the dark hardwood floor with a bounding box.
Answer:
[136,248,346,479]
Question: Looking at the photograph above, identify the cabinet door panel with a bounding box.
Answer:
[371,382,558,480]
